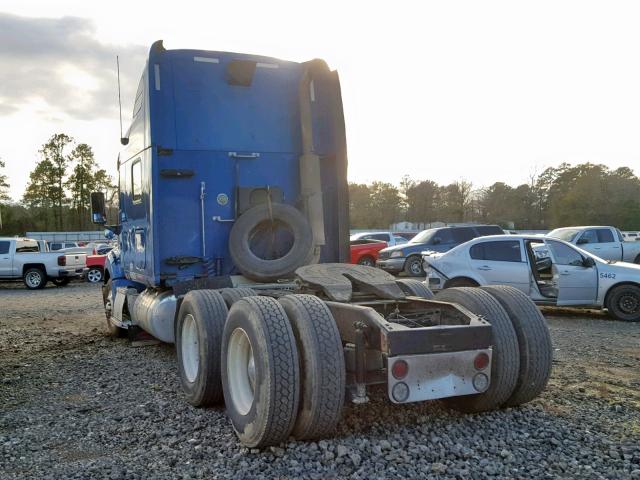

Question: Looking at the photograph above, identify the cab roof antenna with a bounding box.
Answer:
[117,56,128,145]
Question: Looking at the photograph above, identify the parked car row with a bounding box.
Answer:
[421,227,640,321]
[0,237,112,289]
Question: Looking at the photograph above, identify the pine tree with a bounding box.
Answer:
[66,144,98,230]
[39,134,73,229]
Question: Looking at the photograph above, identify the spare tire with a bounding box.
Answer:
[229,203,315,282]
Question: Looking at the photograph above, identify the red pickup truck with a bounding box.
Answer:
[350,240,388,266]
[85,254,106,283]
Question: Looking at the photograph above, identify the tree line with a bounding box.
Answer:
[0,133,117,235]
[350,163,640,230]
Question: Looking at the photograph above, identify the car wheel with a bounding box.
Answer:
[23,268,47,290]
[357,256,375,267]
[606,284,640,322]
[403,256,424,277]
[86,267,103,283]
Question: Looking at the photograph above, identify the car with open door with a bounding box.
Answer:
[423,235,640,321]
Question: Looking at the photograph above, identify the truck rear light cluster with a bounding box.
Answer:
[57,256,66,266]
[391,359,409,380]
[474,352,490,371]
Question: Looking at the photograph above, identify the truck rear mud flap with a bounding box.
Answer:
[325,298,493,404]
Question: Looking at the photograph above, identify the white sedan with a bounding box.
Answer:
[422,235,640,321]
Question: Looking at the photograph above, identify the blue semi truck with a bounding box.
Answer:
[90,41,552,448]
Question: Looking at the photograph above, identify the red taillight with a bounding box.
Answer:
[391,359,409,380]
[474,352,490,370]
[57,256,66,266]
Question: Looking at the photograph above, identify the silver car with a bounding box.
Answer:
[423,235,640,321]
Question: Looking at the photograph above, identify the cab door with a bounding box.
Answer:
[546,240,598,305]
[0,240,12,277]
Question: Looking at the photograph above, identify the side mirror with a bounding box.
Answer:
[120,137,129,146]
[90,192,107,225]
[583,257,595,268]
[577,238,588,245]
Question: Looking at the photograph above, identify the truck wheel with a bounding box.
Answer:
[278,294,345,440]
[435,287,519,412]
[480,285,553,406]
[52,278,71,287]
[23,267,47,290]
[176,290,229,406]
[229,203,314,282]
[102,279,126,337]
[219,287,258,308]
[222,296,300,448]
[86,267,103,283]
[403,256,424,277]
[395,279,434,299]
[606,284,640,322]
[633,254,640,265]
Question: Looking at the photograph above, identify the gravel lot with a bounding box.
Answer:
[1,282,639,479]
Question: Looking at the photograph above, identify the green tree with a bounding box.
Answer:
[369,181,402,228]
[39,133,73,230]
[23,158,57,230]
[0,159,9,202]
[66,143,98,229]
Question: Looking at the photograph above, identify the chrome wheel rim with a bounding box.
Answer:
[227,328,255,415]
[181,314,200,383]
[26,271,42,288]
[87,269,102,283]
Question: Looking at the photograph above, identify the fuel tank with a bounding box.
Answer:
[131,289,177,343]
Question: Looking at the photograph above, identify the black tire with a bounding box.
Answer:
[278,294,345,440]
[102,279,125,337]
[52,278,71,287]
[445,277,479,288]
[357,255,375,267]
[23,267,47,290]
[480,285,553,406]
[222,296,300,448]
[605,284,640,322]
[403,256,424,277]
[86,267,103,283]
[633,255,640,265]
[176,290,229,406]
[219,287,258,308]
[435,287,520,412]
[395,279,434,299]
[229,203,314,282]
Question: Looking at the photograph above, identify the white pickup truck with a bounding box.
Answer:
[0,237,87,289]
[547,226,640,264]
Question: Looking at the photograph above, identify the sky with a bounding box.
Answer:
[1,0,640,201]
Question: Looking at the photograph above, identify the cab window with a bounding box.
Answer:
[132,159,142,204]
[470,240,521,262]
[15,240,39,253]
[596,229,614,243]
[365,234,389,242]
[0,241,9,254]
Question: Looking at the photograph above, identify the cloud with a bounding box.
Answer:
[0,13,147,121]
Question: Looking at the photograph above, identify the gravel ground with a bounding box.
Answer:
[1,282,639,479]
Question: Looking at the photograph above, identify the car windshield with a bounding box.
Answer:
[547,228,581,242]
[409,229,436,244]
